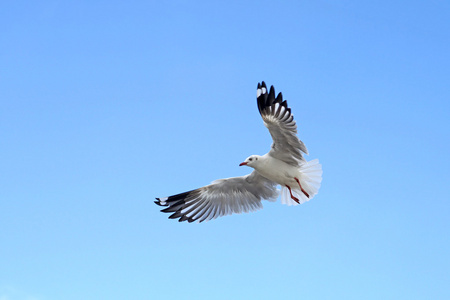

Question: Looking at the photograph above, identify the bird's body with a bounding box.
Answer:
[248,154,300,188]
[240,153,321,206]
[155,81,322,222]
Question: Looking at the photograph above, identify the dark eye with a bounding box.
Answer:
[255,157,258,160]
[249,158,253,161]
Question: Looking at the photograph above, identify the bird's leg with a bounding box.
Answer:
[285,185,300,204]
[294,177,310,198]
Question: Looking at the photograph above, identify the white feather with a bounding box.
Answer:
[279,159,322,206]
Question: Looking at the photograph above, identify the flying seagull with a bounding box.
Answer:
[155,81,322,223]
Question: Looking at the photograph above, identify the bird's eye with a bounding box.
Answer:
[249,158,253,161]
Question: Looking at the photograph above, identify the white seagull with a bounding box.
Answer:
[155,81,322,223]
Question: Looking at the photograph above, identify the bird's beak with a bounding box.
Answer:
[239,162,247,166]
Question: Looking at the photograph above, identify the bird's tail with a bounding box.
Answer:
[280,159,323,206]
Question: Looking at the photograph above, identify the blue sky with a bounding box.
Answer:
[1,1,449,299]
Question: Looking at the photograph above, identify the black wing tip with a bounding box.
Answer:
[257,81,268,94]
[256,82,294,124]
[269,85,275,97]
[256,81,267,95]
[155,190,203,223]
[169,211,182,219]
[256,81,269,91]
[257,81,289,115]
[276,92,283,102]
[154,198,167,206]
[257,81,269,114]
[266,85,276,107]
[178,215,196,223]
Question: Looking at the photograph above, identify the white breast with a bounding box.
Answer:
[253,154,299,186]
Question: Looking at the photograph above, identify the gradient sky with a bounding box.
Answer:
[1,1,449,299]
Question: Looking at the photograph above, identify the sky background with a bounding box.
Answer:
[1,1,449,299]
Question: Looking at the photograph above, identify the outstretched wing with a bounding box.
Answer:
[257,81,308,166]
[155,171,278,223]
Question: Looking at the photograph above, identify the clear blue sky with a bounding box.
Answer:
[1,1,449,299]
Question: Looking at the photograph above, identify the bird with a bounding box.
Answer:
[155,81,322,223]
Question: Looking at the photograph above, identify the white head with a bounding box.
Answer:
[239,155,261,168]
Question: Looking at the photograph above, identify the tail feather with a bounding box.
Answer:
[280,159,323,206]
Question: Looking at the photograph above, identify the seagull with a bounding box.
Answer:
[155,81,322,223]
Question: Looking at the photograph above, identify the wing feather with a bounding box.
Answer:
[155,171,278,223]
[257,81,308,166]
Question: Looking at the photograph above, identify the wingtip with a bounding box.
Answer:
[269,85,275,97]
[169,211,182,219]
[257,81,269,112]
[179,215,190,222]
[265,85,276,107]
[276,92,283,102]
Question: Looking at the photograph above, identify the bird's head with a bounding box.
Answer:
[239,155,261,168]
